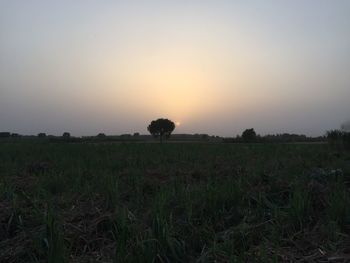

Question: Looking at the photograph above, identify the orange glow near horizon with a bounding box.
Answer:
[105,50,236,124]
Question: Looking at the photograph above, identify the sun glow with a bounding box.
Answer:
[112,50,226,122]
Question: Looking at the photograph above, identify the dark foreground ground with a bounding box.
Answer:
[0,142,350,262]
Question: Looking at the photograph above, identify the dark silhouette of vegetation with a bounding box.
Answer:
[0,132,11,138]
[344,132,350,149]
[38,133,47,138]
[327,130,343,144]
[62,132,70,138]
[97,133,106,138]
[327,130,350,150]
[1,142,349,262]
[223,132,325,143]
[242,128,257,142]
[148,118,175,143]
[263,133,325,143]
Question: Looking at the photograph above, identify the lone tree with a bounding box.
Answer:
[62,132,70,138]
[148,118,175,143]
[38,133,46,138]
[97,133,106,138]
[242,128,257,142]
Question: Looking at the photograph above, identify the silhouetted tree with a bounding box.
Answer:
[242,128,257,142]
[327,130,343,145]
[148,118,175,143]
[62,132,70,138]
[38,133,46,138]
[327,129,350,150]
[97,133,106,138]
[133,132,140,137]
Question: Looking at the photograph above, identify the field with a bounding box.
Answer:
[1,141,350,262]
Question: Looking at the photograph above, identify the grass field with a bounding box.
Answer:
[1,141,350,262]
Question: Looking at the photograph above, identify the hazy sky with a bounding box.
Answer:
[1,0,349,136]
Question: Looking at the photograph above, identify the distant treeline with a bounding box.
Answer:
[0,130,326,143]
[48,133,222,143]
[0,132,21,138]
[223,133,326,143]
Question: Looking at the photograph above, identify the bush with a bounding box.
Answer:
[62,132,70,138]
[242,128,257,142]
[97,133,106,138]
[327,130,350,150]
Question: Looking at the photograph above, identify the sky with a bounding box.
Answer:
[1,0,349,136]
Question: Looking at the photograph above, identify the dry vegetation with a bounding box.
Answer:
[0,142,350,262]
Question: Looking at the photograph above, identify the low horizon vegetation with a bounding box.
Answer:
[0,128,329,143]
[2,117,347,145]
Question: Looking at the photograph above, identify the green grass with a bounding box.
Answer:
[0,142,349,262]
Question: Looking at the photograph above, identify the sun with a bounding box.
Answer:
[175,121,181,126]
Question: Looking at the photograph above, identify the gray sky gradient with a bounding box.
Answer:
[1,0,349,136]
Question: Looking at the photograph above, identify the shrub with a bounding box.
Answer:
[242,128,257,142]
[97,133,106,138]
[327,130,350,150]
[62,132,70,138]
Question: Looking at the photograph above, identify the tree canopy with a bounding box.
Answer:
[62,132,71,138]
[242,128,257,142]
[147,118,175,143]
